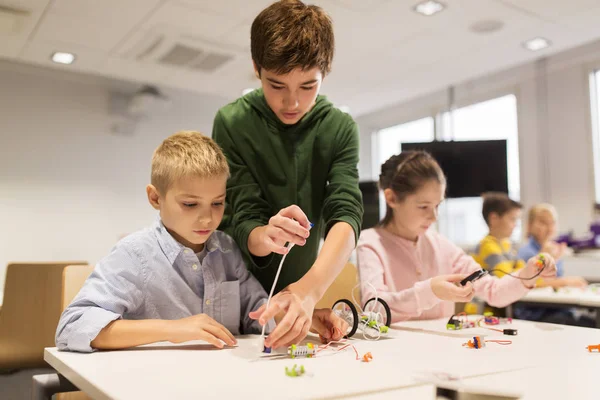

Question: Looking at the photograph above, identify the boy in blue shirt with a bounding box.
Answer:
[516,203,591,326]
[56,131,346,352]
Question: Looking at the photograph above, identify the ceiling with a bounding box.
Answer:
[1,0,600,117]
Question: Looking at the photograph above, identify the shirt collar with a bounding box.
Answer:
[528,236,542,251]
[153,218,226,264]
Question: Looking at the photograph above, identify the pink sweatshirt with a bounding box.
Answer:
[357,227,529,323]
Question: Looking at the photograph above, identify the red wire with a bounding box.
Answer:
[318,339,360,360]
[487,340,512,345]
[485,327,504,333]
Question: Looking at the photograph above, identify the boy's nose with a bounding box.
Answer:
[284,93,299,108]
[197,212,211,223]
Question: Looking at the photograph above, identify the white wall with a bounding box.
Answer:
[0,61,230,290]
[356,38,600,237]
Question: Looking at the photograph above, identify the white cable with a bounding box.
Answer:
[352,281,383,341]
[260,242,295,349]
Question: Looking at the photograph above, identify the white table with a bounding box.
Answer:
[513,287,600,328]
[563,252,600,282]
[355,318,600,399]
[44,317,600,399]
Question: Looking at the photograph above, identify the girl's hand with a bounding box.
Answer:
[431,274,476,302]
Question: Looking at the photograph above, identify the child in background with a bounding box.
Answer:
[518,203,587,288]
[515,204,593,326]
[356,152,556,323]
[472,193,524,277]
[56,131,346,352]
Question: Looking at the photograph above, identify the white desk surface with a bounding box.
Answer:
[562,254,600,281]
[357,355,600,400]
[45,317,600,400]
[519,286,600,307]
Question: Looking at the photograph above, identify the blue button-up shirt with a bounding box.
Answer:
[517,236,564,277]
[56,219,269,352]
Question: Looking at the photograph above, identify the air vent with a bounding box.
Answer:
[159,44,203,66]
[191,53,233,72]
[119,28,243,74]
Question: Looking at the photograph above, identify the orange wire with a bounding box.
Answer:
[318,339,360,360]
[487,340,512,345]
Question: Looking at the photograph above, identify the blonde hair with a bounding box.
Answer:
[151,131,229,193]
[528,203,558,226]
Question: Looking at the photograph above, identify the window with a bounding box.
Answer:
[590,70,600,203]
[375,117,434,221]
[376,117,434,168]
[374,95,520,246]
[440,95,521,245]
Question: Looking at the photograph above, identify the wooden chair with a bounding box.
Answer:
[55,265,95,400]
[316,262,360,309]
[61,265,94,310]
[0,262,86,372]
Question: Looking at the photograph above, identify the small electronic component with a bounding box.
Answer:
[362,352,373,362]
[587,344,600,352]
[288,343,317,358]
[535,254,545,269]
[285,364,306,377]
[460,269,488,286]
[464,336,486,349]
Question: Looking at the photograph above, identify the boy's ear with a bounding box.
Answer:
[146,184,161,210]
[488,211,500,225]
[252,60,261,79]
[383,188,397,208]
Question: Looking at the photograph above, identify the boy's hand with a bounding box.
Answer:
[431,275,476,302]
[249,288,315,349]
[520,252,557,287]
[169,314,237,348]
[542,241,567,261]
[310,308,349,343]
[560,276,588,288]
[248,205,311,257]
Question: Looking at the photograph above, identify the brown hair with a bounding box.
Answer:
[151,131,229,194]
[251,0,335,76]
[378,151,446,225]
[481,192,522,226]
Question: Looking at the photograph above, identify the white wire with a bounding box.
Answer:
[260,243,295,348]
[351,281,383,341]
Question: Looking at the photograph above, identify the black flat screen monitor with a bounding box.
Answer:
[400,140,508,198]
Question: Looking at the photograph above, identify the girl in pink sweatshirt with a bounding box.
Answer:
[357,152,556,323]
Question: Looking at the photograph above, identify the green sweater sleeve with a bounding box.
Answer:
[322,119,364,245]
[212,111,273,269]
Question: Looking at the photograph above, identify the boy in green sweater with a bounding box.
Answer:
[213,0,363,349]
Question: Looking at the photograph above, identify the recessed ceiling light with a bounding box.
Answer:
[413,1,445,16]
[51,51,76,65]
[523,37,551,52]
[242,88,255,96]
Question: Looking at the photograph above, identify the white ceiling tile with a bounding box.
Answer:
[173,0,275,17]
[325,0,396,13]
[140,2,245,41]
[0,0,50,46]
[218,20,251,49]
[0,37,24,59]
[48,0,162,20]
[33,0,163,52]
[496,0,600,21]
[33,11,129,52]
